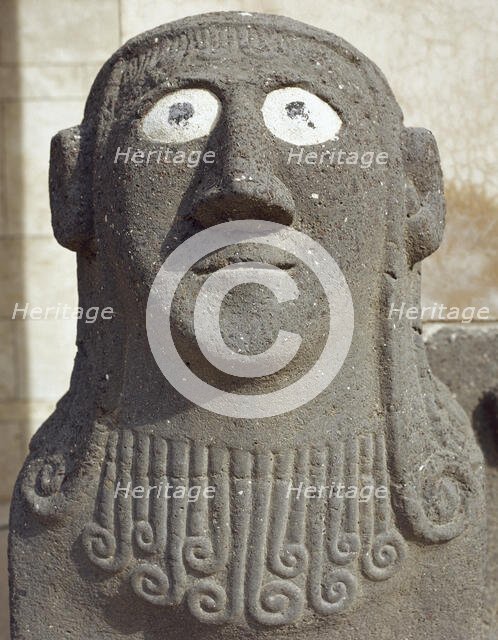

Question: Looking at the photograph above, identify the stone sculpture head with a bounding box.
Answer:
[11,12,485,640]
[50,10,444,415]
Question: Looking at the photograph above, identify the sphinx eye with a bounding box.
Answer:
[141,88,221,143]
[262,87,342,145]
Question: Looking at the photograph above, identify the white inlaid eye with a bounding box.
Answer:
[142,88,221,143]
[262,87,342,145]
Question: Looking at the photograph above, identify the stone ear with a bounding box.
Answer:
[49,125,93,251]
[401,127,445,266]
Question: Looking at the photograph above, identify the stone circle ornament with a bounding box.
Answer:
[9,12,487,640]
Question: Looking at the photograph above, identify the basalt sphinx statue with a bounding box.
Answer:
[9,12,487,640]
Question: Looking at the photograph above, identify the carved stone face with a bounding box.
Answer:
[49,13,447,430]
[91,25,403,398]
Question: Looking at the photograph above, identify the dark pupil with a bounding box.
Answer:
[285,101,316,129]
[168,102,194,126]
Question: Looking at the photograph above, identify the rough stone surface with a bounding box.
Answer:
[426,324,498,638]
[9,12,487,639]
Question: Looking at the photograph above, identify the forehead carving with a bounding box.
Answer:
[83,13,401,146]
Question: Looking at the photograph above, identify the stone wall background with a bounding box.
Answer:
[0,1,496,637]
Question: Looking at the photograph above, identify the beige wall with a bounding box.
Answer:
[0,1,496,637]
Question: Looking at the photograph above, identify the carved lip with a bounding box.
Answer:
[191,252,296,275]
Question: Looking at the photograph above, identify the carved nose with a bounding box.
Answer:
[191,165,295,228]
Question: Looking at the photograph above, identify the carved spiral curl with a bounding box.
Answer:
[134,520,155,553]
[184,536,218,573]
[329,532,360,565]
[21,454,67,521]
[82,523,116,566]
[362,530,406,581]
[310,569,357,614]
[186,580,228,624]
[130,563,170,606]
[251,580,305,626]
[271,542,308,578]
[82,522,131,572]
[404,460,476,542]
